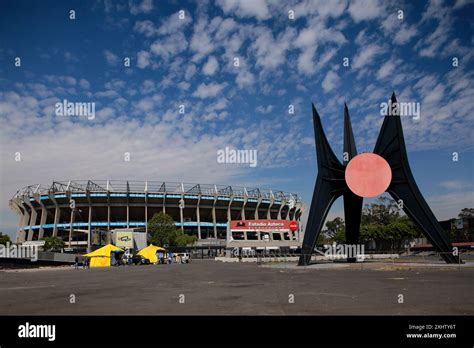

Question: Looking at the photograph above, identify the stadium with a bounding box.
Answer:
[9,180,304,251]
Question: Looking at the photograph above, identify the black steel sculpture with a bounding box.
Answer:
[298,93,458,265]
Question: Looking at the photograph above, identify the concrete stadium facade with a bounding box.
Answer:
[10,180,304,248]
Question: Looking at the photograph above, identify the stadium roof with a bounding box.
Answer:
[13,180,302,202]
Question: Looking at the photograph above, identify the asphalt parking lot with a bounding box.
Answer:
[0,260,473,315]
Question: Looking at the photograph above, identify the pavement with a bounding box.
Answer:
[0,259,473,315]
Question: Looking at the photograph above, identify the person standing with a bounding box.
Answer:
[74,256,79,270]
[157,251,164,264]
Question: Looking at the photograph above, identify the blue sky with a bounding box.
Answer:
[0,0,473,238]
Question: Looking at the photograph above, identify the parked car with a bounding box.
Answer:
[176,252,191,263]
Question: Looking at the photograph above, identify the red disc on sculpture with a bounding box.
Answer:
[345,153,392,198]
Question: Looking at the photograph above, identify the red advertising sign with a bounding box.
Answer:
[230,219,298,231]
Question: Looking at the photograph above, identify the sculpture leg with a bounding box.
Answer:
[343,192,363,262]
[374,93,457,264]
[388,188,459,264]
[298,176,341,266]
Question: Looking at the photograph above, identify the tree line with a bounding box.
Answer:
[321,197,473,252]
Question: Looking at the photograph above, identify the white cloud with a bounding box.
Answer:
[177,81,190,90]
[206,98,228,112]
[190,18,216,61]
[423,83,445,104]
[185,64,197,80]
[352,43,385,69]
[137,50,151,69]
[252,27,295,70]
[322,70,340,93]
[97,107,115,119]
[296,49,316,75]
[381,12,418,45]
[104,50,120,66]
[95,90,119,98]
[293,0,348,19]
[192,82,226,98]
[79,79,91,90]
[294,19,347,75]
[415,1,454,58]
[216,0,270,20]
[64,51,79,63]
[129,0,153,15]
[105,79,126,91]
[454,0,474,9]
[294,27,318,48]
[235,68,255,89]
[394,26,418,45]
[133,94,162,113]
[376,59,397,80]
[133,20,157,37]
[202,56,219,76]
[140,80,156,94]
[439,180,473,190]
[150,32,188,60]
[256,105,274,114]
[45,75,77,86]
[157,11,192,35]
[348,0,384,22]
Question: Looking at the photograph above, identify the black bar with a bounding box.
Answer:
[0,316,472,346]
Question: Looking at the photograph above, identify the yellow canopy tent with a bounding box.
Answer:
[83,244,123,267]
[137,244,166,263]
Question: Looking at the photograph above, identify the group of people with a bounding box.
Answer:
[156,251,187,264]
[74,256,89,269]
[73,250,191,268]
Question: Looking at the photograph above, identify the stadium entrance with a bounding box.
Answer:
[226,219,301,256]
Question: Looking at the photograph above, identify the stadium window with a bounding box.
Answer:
[232,231,245,240]
[272,233,282,241]
[247,232,258,240]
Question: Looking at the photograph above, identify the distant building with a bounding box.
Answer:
[439,217,474,242]
[411,217,474,251]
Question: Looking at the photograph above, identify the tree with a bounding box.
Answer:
[317,198,422,251]
[359,223,387,250]
[148,212,181,247]
[360,198,421,251]
[385,216,420,251]
[0,232,11,245]
[321,217,346,243]
[325,217,345,237]
[458,208,474,218]
[173,232,198,247]
[41,236,64,251]
[361,196,400,225]
[148,212,198,247]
